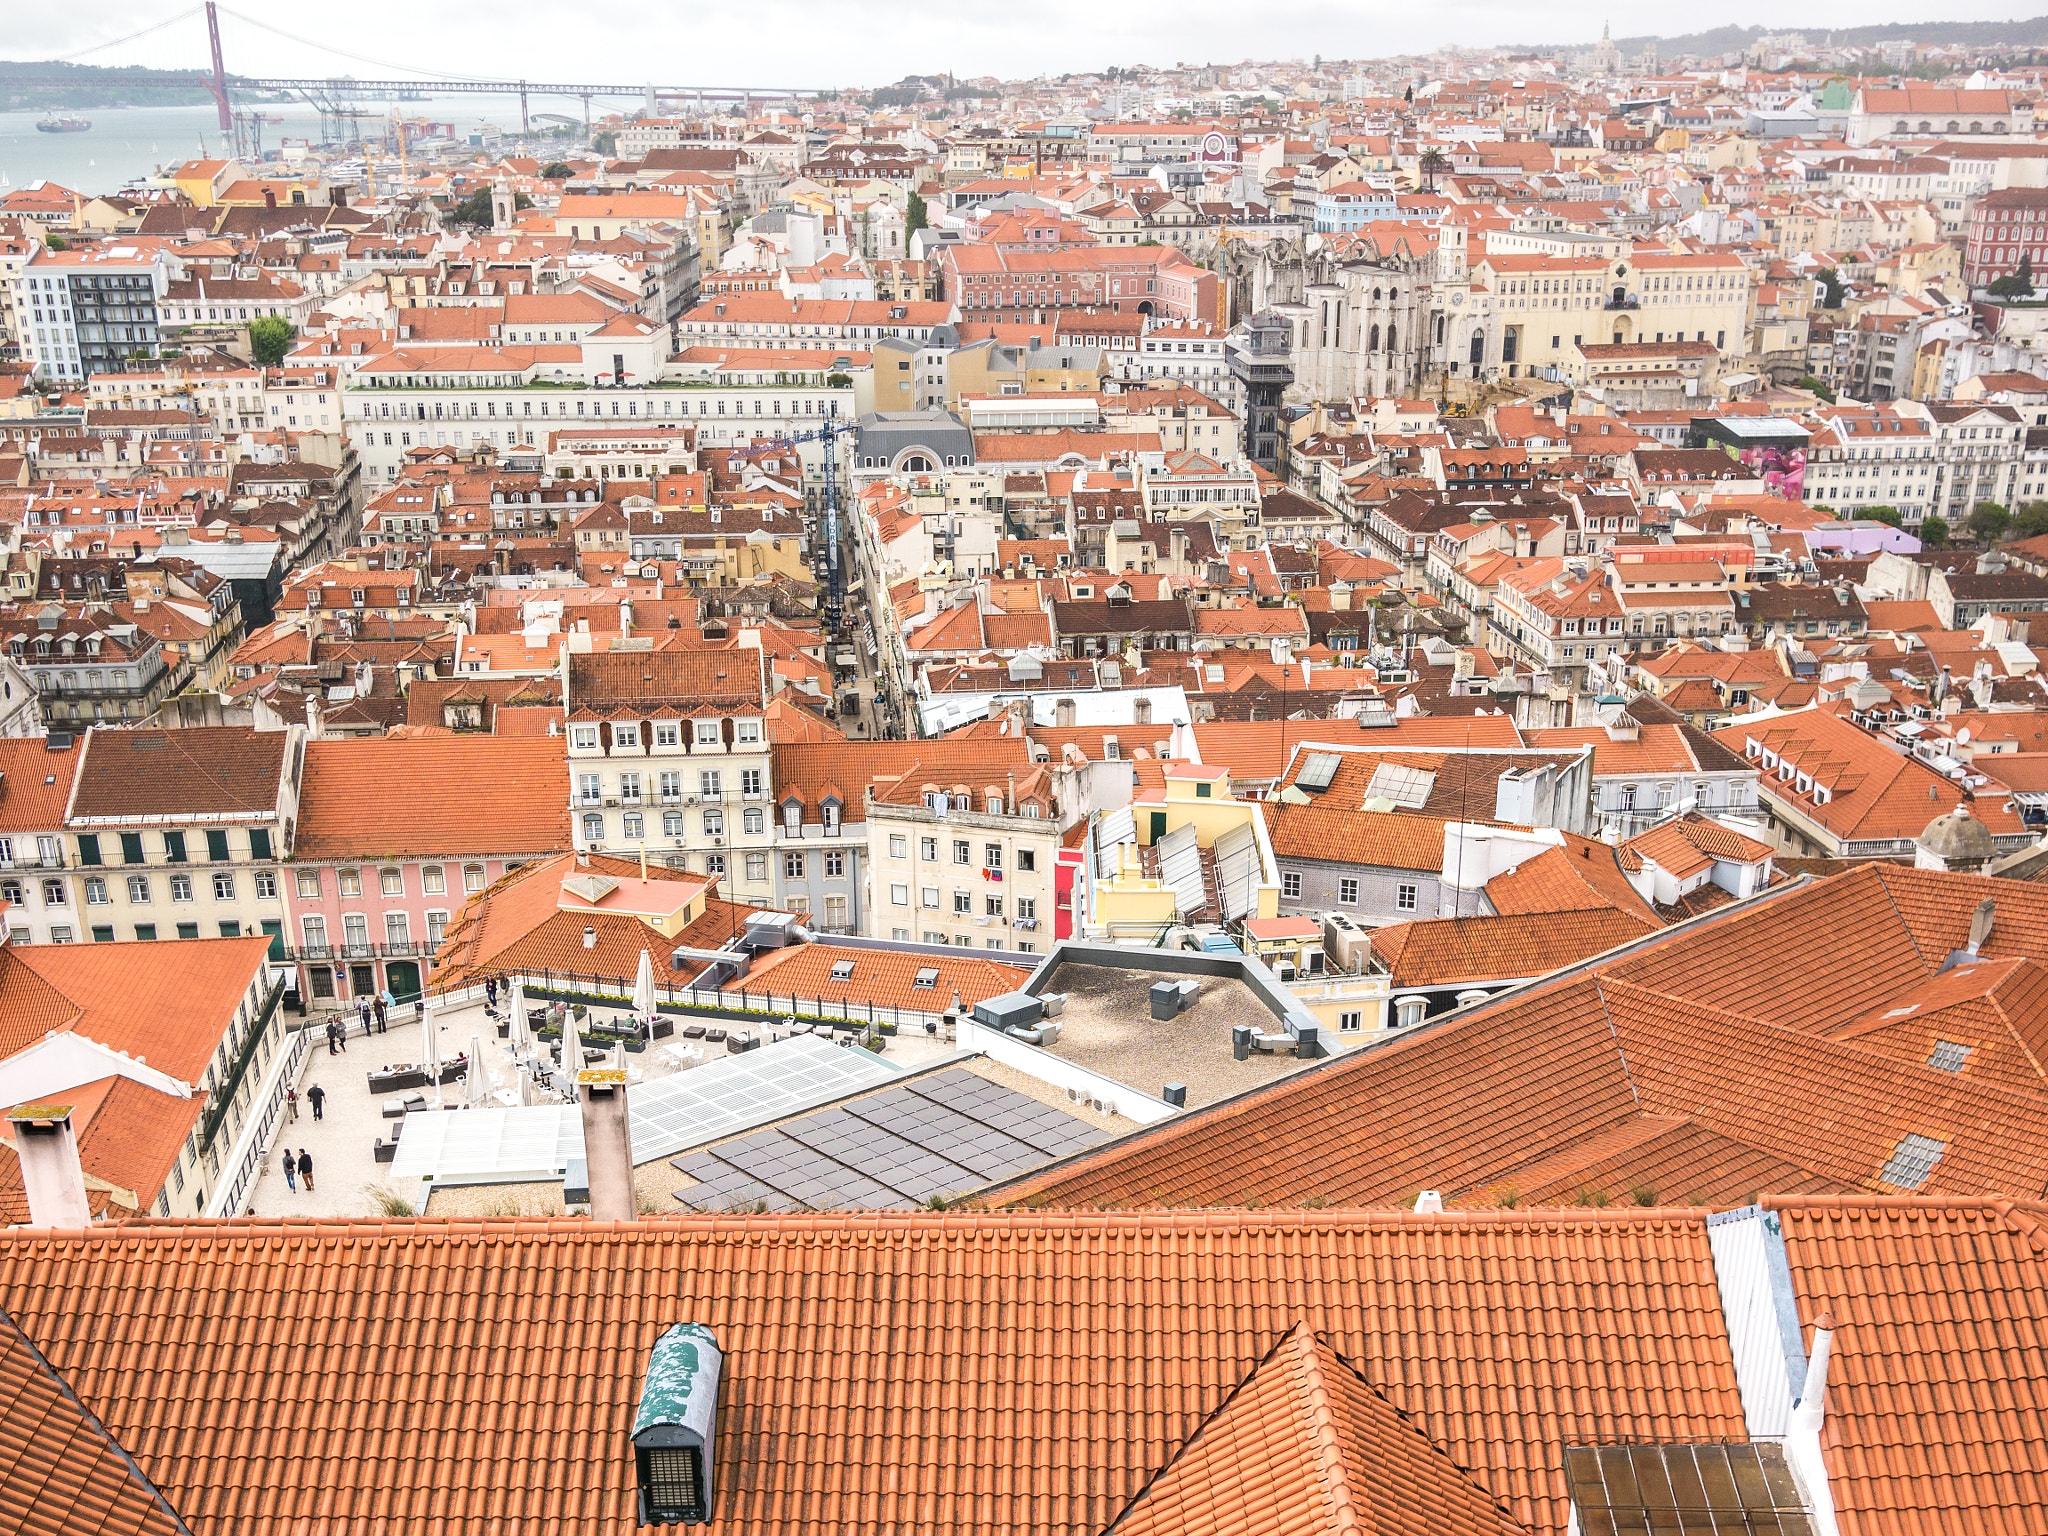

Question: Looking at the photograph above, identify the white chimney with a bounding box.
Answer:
[1783,1311,1842,1533]
[8,1105,93,1228]
[584,926,598,949]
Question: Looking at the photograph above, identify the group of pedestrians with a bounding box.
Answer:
[278,1145,315,1191]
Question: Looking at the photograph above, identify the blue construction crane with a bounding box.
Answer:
[739,418,858,633]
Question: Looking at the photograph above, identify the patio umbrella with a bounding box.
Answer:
[466,1033,489,1107]
[633,948,655,1024]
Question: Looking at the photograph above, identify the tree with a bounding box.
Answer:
[905,191,928,237]
[2015,500,2048,540]
[1795,374,1836,403]
[1862,504,1903,528]
[1970,500,2012,545]
[43,234,66,251]
[1404,84,1414,102]
[592,130,617,156]
[1417,148,1450,193]
[1989,272,2033,299]
[248,315,296,367]
[1815,266,1845,308]
[2022,251,2036,294]
[541,161,572,179]
[1920,515,1950,547]
[448,187,531,226]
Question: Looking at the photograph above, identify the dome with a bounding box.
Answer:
[1918,803,1993,862]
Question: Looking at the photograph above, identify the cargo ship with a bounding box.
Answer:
[35,116,91,134]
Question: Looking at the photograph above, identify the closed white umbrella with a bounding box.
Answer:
[466,1032,488,1107]
[507,978,529,1057]
[559,1007,583,1094]
[421,996,441,1106]
[633,948,655,1022]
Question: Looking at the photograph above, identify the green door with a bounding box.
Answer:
[1149,811,1167,842]
[385,960,422,1005]
[260,919,285,961]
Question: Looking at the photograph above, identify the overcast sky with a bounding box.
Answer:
[13,2,2039,92]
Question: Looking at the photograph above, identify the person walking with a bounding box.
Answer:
[358,999,372,1037]
[373,994,388,1033]
[307,1083,326,1121]
[281,1148,296,1191]
[485,976,498,1010]
[297,1149,314,1192]
[324,1021,338,1056]
[285,1085,298,1122]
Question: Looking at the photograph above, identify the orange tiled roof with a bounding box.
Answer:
[0,1209,1750,1536]
[1108,1322,1524,1536]
[294,737,569,860]
[1370,909,1655,988]
[0,1307,186,1536]
[996,867,2048,1215]
[735,943,1032,1012]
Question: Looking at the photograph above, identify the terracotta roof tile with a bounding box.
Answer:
[1370,910,1656,987]
[0,1209,1747,1536]
[1771,1193,2048,1535]
[294,737,569,860]
[0,1306,187,1536]
[67,727,287,823]
[1109,1322,1525,1536]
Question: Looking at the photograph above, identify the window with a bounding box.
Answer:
[1282,871,1302,899]
[579,773,602,804]
[205,830,230,862]
[135,924,157,942]
[612,723,640,750]
[660,771,683,801]
[1339,1010,1363,1032]
[1339,877,1360,905]
[169,875,193,902]
[255,872,277,899]
[120,832,145,865]
[126,874,151,903]
[922,837,939,861]
[890,835,908,858]
[985,895,1005,918]
[302,915,326,951]
[582,812,605,843]
[386,912,410,947]
[953,891,973,914]
[338,868,362,897]
[1017,849,1035,872]
[784,852,806,880]
[984,844,1002,869]
[49,927,72,943]
[462,864,486,893]
[91,925,115,944]
[380,868,404,896]
[740,769,762,797]
[743,807,764,834]
[1397,883,1417,912]
[891,883,911,906]
[700,770,723,797]
[824,850,844,878]
[296,870,321,899]
[744,853,768,882]
[953,839,971,865]
[175,923,197,940]
[250,829,272,862]
[212,873,235,901]
[622,812,644,839]
[1397,998,1427,1028]
[422,865,445,894]
[42,879,65,906]
[83,876,107,905]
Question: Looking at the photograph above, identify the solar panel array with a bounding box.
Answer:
[1156,822,1206,915]
[1214,821,1261,919]
[1095,806,1137,878]
[670,1066,1107,1213]
[384,1035,901,1187]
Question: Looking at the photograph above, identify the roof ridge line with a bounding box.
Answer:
[1590,974,1643,1113]
[1291,1325,1370,1536]
[0,1301,194,1535]
[1867,863,1940,977]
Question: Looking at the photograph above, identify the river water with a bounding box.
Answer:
[0,93,602,196]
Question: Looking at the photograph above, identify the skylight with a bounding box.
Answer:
[1879,1133,1948,1190]
[1295,752,1341,793]
[1365,763,1437,809]
[1926,1040,1972,1074]
[912,967,940,990]
[830,960,857,983]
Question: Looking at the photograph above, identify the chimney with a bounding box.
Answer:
[631,1323,723,1524]
[264,188,277,209]
[575,1068,635,1222]
[584,926,598,949]
[8,1105,93,1228]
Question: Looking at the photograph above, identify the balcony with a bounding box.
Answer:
[1603,296,1641,310]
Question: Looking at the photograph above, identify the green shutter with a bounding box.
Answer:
[260,918,284,960]
[76,834,101,866]
[206,829,230,862]
[164,831,186,862]
[120,832,145,864]
[250,828,272,862]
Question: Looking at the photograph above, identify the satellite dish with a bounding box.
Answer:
[1958,727,1972,745]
